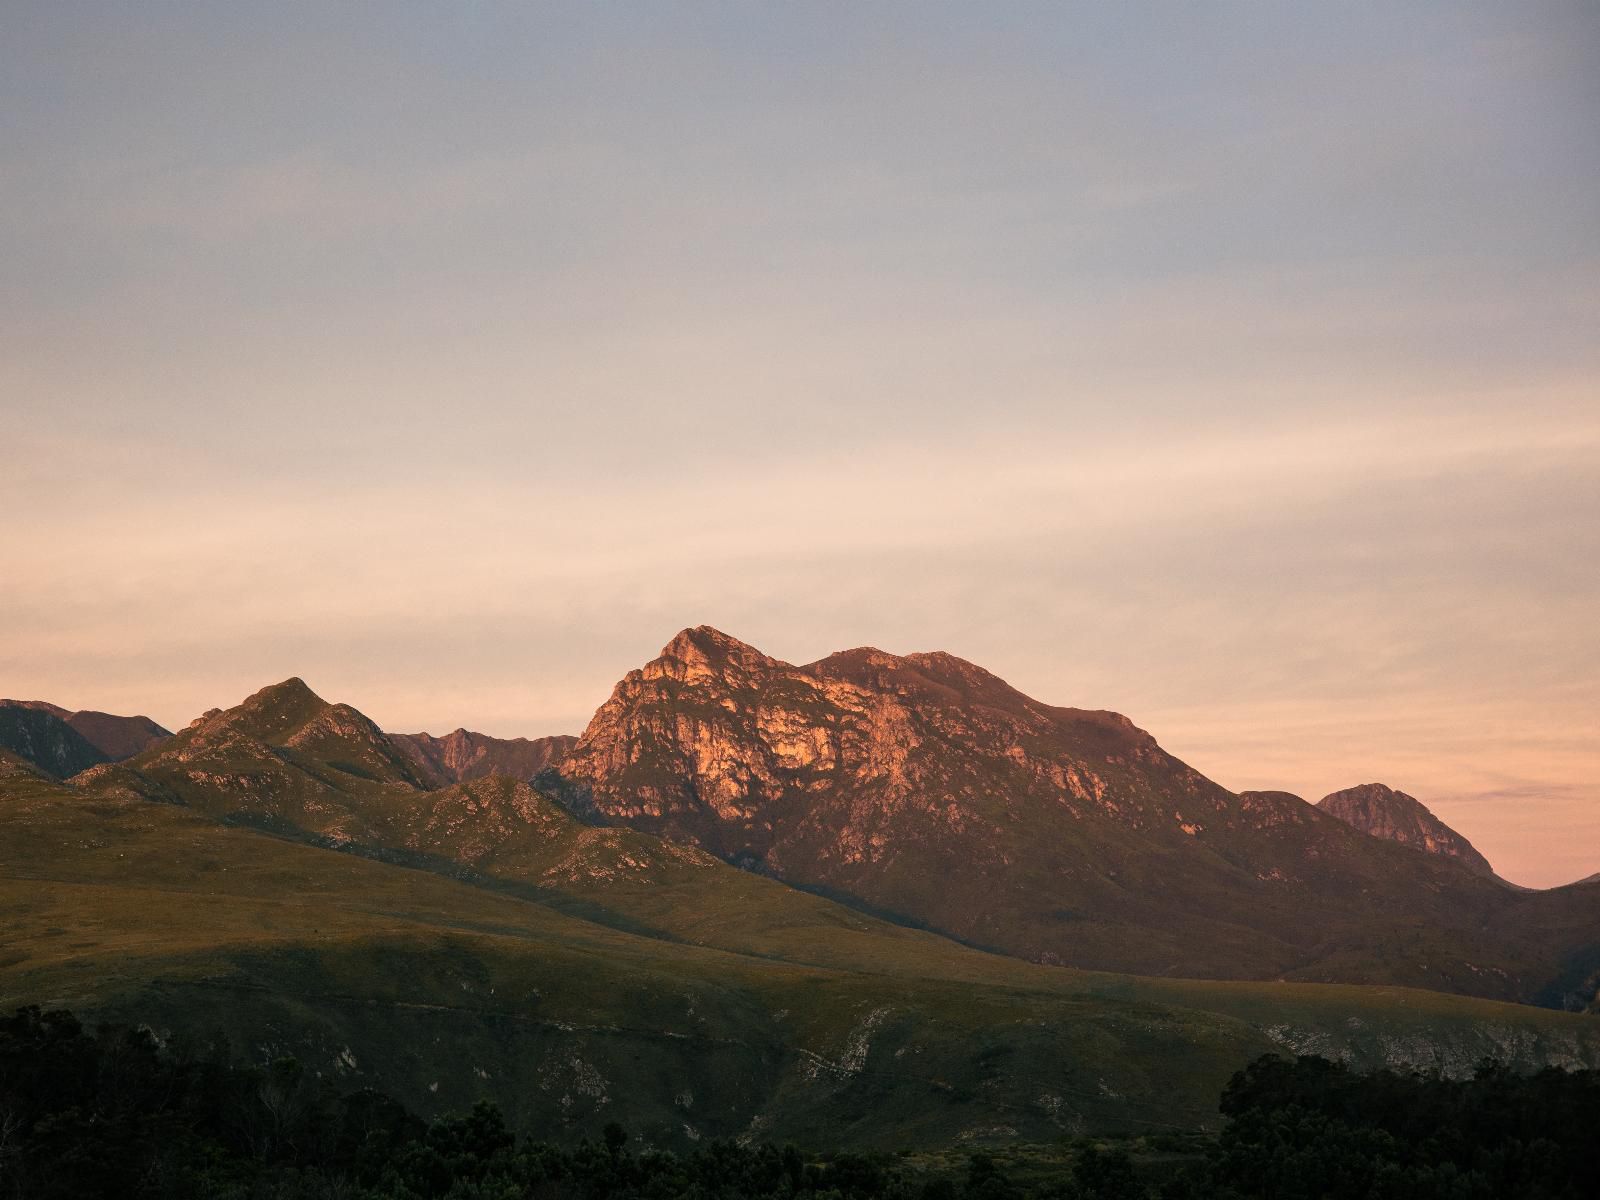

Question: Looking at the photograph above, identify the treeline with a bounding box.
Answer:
[1,1006,1596,1199]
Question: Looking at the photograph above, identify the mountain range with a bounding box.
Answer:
[0,698,170,777]
[556,628,1597,1003]
[3,626,1597,1147]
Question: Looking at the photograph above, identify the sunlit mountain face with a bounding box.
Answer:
[2,4,1595,1191]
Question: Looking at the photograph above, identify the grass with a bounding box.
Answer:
[4,766,1599,1152]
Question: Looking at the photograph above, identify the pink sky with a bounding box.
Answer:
[2,4,1595,887]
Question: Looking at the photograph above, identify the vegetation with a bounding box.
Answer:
[3,1008,1594,1199]
[4,762,1599,1149]
[1166,1053,1600,1199]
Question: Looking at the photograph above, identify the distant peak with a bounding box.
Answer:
[222,677,330,735]
[1338,781,1398,798]
[1318,782,1415,814]
[1,699,72,719]
[247,677,322,704]
[660,626,774,665]
[1317,783,1495,877]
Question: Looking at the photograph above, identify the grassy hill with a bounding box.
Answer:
[5,758,1597,1151]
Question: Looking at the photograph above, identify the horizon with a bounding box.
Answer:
[9,617,1595,891]
[3,4,1596,890]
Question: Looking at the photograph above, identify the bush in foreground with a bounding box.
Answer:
[1,1007,1596,1199]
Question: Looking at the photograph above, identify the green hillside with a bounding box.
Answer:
[6,756,1598,1152]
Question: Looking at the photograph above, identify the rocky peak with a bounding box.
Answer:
[107,678,435,821]
[171,678,329,749]
[1317,783,1495,877]
[564,625,1247,884]
[648,626,784,686]
[243,676,322,711]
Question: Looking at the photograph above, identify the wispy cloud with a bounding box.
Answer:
[1,3,1595,887]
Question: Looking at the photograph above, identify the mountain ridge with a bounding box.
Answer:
[556,626,1600,1003]
[390,727,577,787]
[42,638,1600,1011]
[13,649,1597,1145]
[2,697,172,765]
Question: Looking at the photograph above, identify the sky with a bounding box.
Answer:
[2,2,1596,887]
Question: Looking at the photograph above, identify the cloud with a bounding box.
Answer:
[1,2,1595,888]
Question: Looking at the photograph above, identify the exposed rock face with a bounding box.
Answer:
[390,728,577,787]
[1317,783,1496,877]
[1,699,169,762]
[0,703,107,778]
[564,626,1225,866]
[558,627,1561,991]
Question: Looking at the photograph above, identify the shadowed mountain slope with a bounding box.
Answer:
[556,627,1600,1004]
[0,703,107,778]
[1,698,169,764]
[1317,782,1496,877]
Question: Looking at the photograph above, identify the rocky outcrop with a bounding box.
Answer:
[389,728,577,787]
[563,627,1231,864]
[1317,783,1496,877]
[557,627,1563,993]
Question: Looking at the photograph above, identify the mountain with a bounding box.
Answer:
[556,627,1600,1003]
[71,677,451,846]
[60,708,170,759]
[0,698,170,765]
[0,703,107,778]
[9,685,1598,1149]
[389,727,576,787]
[1316,782,1496,877]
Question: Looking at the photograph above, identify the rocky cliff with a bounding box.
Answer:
[556,627,1594,1000]
[1317,782,1496,877]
